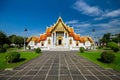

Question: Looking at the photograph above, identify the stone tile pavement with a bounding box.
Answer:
[0,51,120,80]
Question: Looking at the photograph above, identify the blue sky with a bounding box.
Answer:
[0,0,120,39]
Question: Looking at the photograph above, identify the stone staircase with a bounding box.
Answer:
[49,46,70,51]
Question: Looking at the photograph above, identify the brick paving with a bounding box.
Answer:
[0,51,120,80]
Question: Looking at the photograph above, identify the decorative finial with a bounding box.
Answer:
[58,16,62,19]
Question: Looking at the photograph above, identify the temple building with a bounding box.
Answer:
[27,17,94,51]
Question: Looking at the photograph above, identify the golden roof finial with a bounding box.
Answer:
[58,16,62,19]
[58,16,62,21]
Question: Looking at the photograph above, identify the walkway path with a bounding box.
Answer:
[0,51,120,80]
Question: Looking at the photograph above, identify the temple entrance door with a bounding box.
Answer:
[58,39,62,45]
[57,35,63,46]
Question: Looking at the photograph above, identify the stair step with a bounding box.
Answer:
[49,47,70,51]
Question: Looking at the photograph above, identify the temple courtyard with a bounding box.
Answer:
[0,51,120,80]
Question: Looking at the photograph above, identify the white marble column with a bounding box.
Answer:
[52,33,54,46]
[54,32,56,46]
[64,32,66,47]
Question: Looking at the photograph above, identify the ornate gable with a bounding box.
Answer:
[50,17,69,33]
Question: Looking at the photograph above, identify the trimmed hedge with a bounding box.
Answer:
[6,52,20,63]
[100,52,115,63]
[35,48,41,53]
[79,47,85,53]
[107,42,119,52]
[112,47,119,52]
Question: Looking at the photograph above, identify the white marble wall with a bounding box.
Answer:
[28,35,92,50]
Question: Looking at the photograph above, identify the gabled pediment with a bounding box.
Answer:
[50,17,69,33]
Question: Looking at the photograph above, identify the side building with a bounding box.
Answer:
[27,17,94,51]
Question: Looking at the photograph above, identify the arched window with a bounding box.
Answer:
[69,39,72,44]
[41,41,44,46]
[76,41,79,46]
[48,39,51,45]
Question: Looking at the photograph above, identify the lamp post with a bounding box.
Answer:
[92,29,95,49]
[24,28,27,50]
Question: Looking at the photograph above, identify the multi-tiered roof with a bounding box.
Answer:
[27,17,93,43]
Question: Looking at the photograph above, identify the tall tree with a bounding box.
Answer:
[0,31,9,47]
[112,33,120,44]
[8,34,24,46]
[100,33,111,43]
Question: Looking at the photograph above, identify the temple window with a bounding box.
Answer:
[76,41,79,46]
[41,41,44,46]
[65,33,67,38]
[30,41,34,46]
[69,39,72,44]
[53,33,54,43]
[83,43,85,45]
[35,42,37,45]
[48,39,51,44]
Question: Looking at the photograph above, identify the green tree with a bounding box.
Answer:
[112,33,120,44]
[107,42,119,52]
[0,31,10,47]
[100,33,111,44]
[9,34,16,43]
[17,36,24,46]
[8,34,24,47]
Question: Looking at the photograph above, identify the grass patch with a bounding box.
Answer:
[7,47,23,52]
[0,51,41,69]
[77,51,120,71]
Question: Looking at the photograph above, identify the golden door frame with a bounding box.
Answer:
[57,35,63,46]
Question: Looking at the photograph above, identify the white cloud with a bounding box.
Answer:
[72,0,120,20]
[94,17,104,20]
[76,20,120,36]
[90,19,120,35]
[73,0,102,16]
[94,9,120,20]
[66,20,79,24]
[67,19,120,29]
[66,20,91,28]
[66,19,120,37]
[105,9,120,17]
[94,19,120,28]
[73,23,91,27]
[97,27,120,35]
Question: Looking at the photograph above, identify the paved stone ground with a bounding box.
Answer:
[0,51,120,80]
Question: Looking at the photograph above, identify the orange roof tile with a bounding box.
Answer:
[69,32,74,36]
[88,37,93,43]
[46,27,52,36]
[68,27,74,32]
[37,38,40,43]
[73,34,80,41]
[27,36,39,43]
[31,36,39,42]
[82,37,88,41]
[79,38,84,42]
[39,34,47,41]
[26,37,32,42]
[79,36,94,43]
[68,27,76,37]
